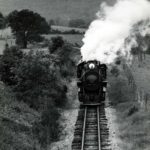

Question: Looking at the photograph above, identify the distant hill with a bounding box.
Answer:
[0,0,116,22]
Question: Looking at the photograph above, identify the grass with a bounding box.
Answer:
[108,69,150,150]
[51,25,86,33]
[131,55,150,94]
[44,34,83,45]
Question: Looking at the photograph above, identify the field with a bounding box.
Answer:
[51,25,86,33]
[0,26,84,55]
[0,28,15,54]
[44,34,83,45]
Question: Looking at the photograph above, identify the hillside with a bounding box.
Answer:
[0,0,116,21]
[129,55,150,109]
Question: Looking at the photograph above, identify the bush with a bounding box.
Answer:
[0,46,23,85]
[49,36,64,53]
[13,51,53,108]
[13,50,68,109]
[0,125,12,150]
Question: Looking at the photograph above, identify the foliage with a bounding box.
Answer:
[59,44,76,77]
[0,12,6,29]
[13,50,67,109]
[0,46,23,85]
[7,9,50,48]
[131,47,139,55]
[0,35,76,147]
[0,125,12,150]
[49,36,64,53]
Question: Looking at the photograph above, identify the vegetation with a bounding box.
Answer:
[50,29,84,34]
[0,45,23,85]
[0,34,76,148]
[49,36,64,53]
[130,34,150,62]
[7,9,50,48]
[0,5,82,149]
[0,84,14,150]
[108,67,150,150]
[0,12,6,29]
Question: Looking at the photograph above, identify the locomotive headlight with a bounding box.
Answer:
[89,63,95,69]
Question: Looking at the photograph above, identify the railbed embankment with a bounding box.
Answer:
[123,55,150,111]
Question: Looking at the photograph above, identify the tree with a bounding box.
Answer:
[7,9,50,48]
[0,46,23,85]
[0,12,5,29]
[14,51,67,109]
[49,36,64,53]
[14,51,53,108]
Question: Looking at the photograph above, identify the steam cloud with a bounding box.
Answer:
[81,0,150,64]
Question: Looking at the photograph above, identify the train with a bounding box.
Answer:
[77,60,107,105]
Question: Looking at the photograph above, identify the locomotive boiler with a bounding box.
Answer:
[77,60,107,105]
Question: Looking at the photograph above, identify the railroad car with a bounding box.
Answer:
[77,60,107,105]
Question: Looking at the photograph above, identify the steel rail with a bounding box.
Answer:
[81,106,87,150]
[97,106,101,150]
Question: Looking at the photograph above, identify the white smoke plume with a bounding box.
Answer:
[81,0,150,64]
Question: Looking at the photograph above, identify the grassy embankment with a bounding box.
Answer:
[0,25,82,150]
[108,62,150,150]
[0,83,41,150]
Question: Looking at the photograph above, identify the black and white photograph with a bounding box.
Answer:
[0,0,150,150]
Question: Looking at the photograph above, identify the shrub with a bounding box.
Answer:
[0,125,12,150]
[0,46,23,85]
[49,36,64,53]
[13,50,68,109]
[13,51,53,108]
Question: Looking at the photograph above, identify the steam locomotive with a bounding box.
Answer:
[77,60,107,105]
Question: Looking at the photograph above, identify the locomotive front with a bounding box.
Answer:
[77,60,107,105]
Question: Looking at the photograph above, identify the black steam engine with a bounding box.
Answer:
[77,60,107,105]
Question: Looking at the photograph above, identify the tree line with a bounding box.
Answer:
[0,10,87,50]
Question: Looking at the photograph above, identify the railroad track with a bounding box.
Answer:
[72,104,110,150]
